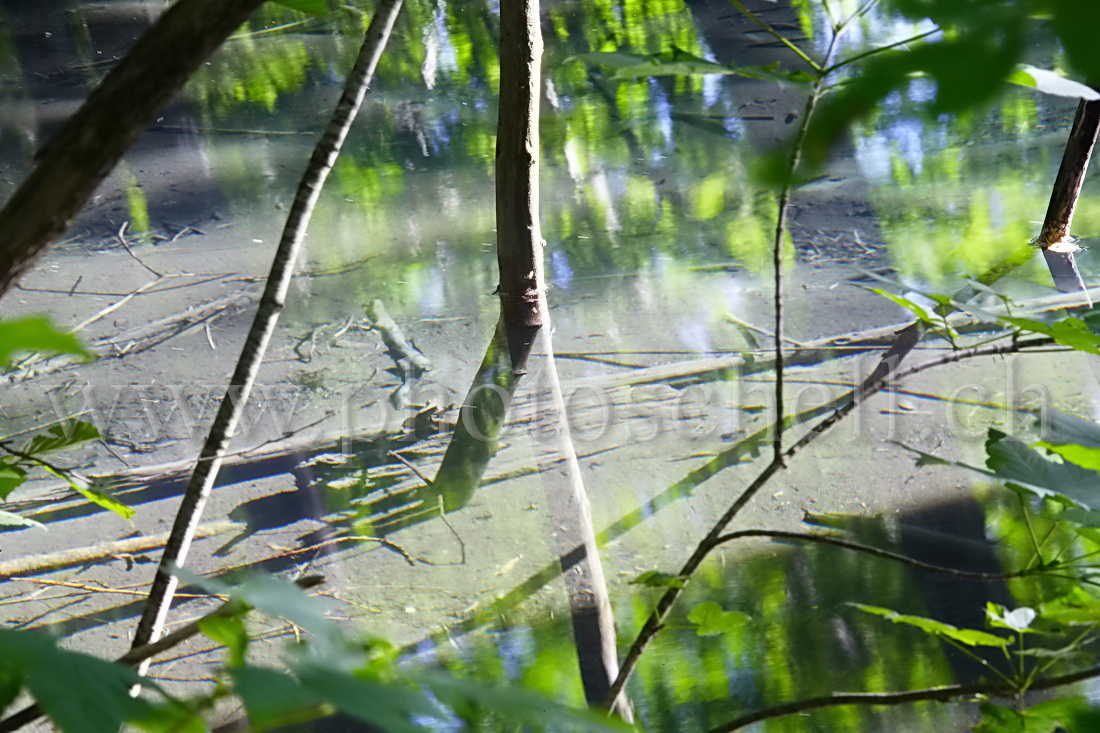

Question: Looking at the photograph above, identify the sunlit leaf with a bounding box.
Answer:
[1038,587,1100,625]
[45,469,134,521]
[853,604,1011,647]
[1008,65,1099,100]
[986,603,1036,633]
[0,317,93,368]
[1000,315,1100,355]
[0,509,43,529]
[631,571,686,589]
[687,601,748,637]
[200,615,249,668]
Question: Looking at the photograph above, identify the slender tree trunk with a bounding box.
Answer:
[0,0,265,296]
[495,0,543,371]
[129,0,405,663]
[1036,98,1100,306]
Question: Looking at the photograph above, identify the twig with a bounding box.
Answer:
[0,520,241,577]
[116,221,163,277]
[0,576,324,733]
[128,0,405,670]
[768,44,837,466]
[388,449,435,486]
[709,663,1100,732]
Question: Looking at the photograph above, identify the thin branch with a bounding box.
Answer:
[129,0,405,668]
[713,529,1028,581]
[0,576,324,733]
[708,663,1100,733]
[824,29,939,73]
[768,37,838,465]
[728,0,822,73]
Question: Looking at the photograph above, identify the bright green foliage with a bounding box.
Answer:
[0,420,133,523]
[631,570,687,588]
[976,698,1090,733]
[0,316,92,368]
[686,601,748,637]
[853,604,1013,647]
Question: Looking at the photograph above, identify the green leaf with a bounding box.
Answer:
[174,569,344,657]
[986,429,1100,508]
[230,667,323,731]
[976,697,1089,733]
[1000,315,1100,355]
[46,469,134,520]
[0,317,93,368]
[267,0,328,16]
[0,628,152,733]
[0,463,28,499]
[416,669,630,731]
[687,601,748,637]
[1043,411,1100,448]
[867,288,942,329]
[128,702,207,733]
[853,604,1011,647]
[0,656,22,716]
[1051,0,1100,84]
[1038,587,1100,625]
[296,667,429,733]
[631,571,686,588]
[0,509,44,529]
[23,422,100,455]
[1008,65,1100,100]
[200,615,249,667]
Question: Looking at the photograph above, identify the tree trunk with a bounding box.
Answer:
[0,0,265,296]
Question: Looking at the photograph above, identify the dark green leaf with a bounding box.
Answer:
[0,628,152,733]
[0,463,28,499]
[230,667,323,731]
[23,422,100,455]
[1043,411,1100,449]
[1050,0,1100,83]
[297,667,428,733]
[0,317,93,368]
[986,429,1100,508]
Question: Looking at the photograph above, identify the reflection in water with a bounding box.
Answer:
[1,0,1096,729]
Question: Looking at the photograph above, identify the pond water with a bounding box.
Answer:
[1,0,1099,730]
